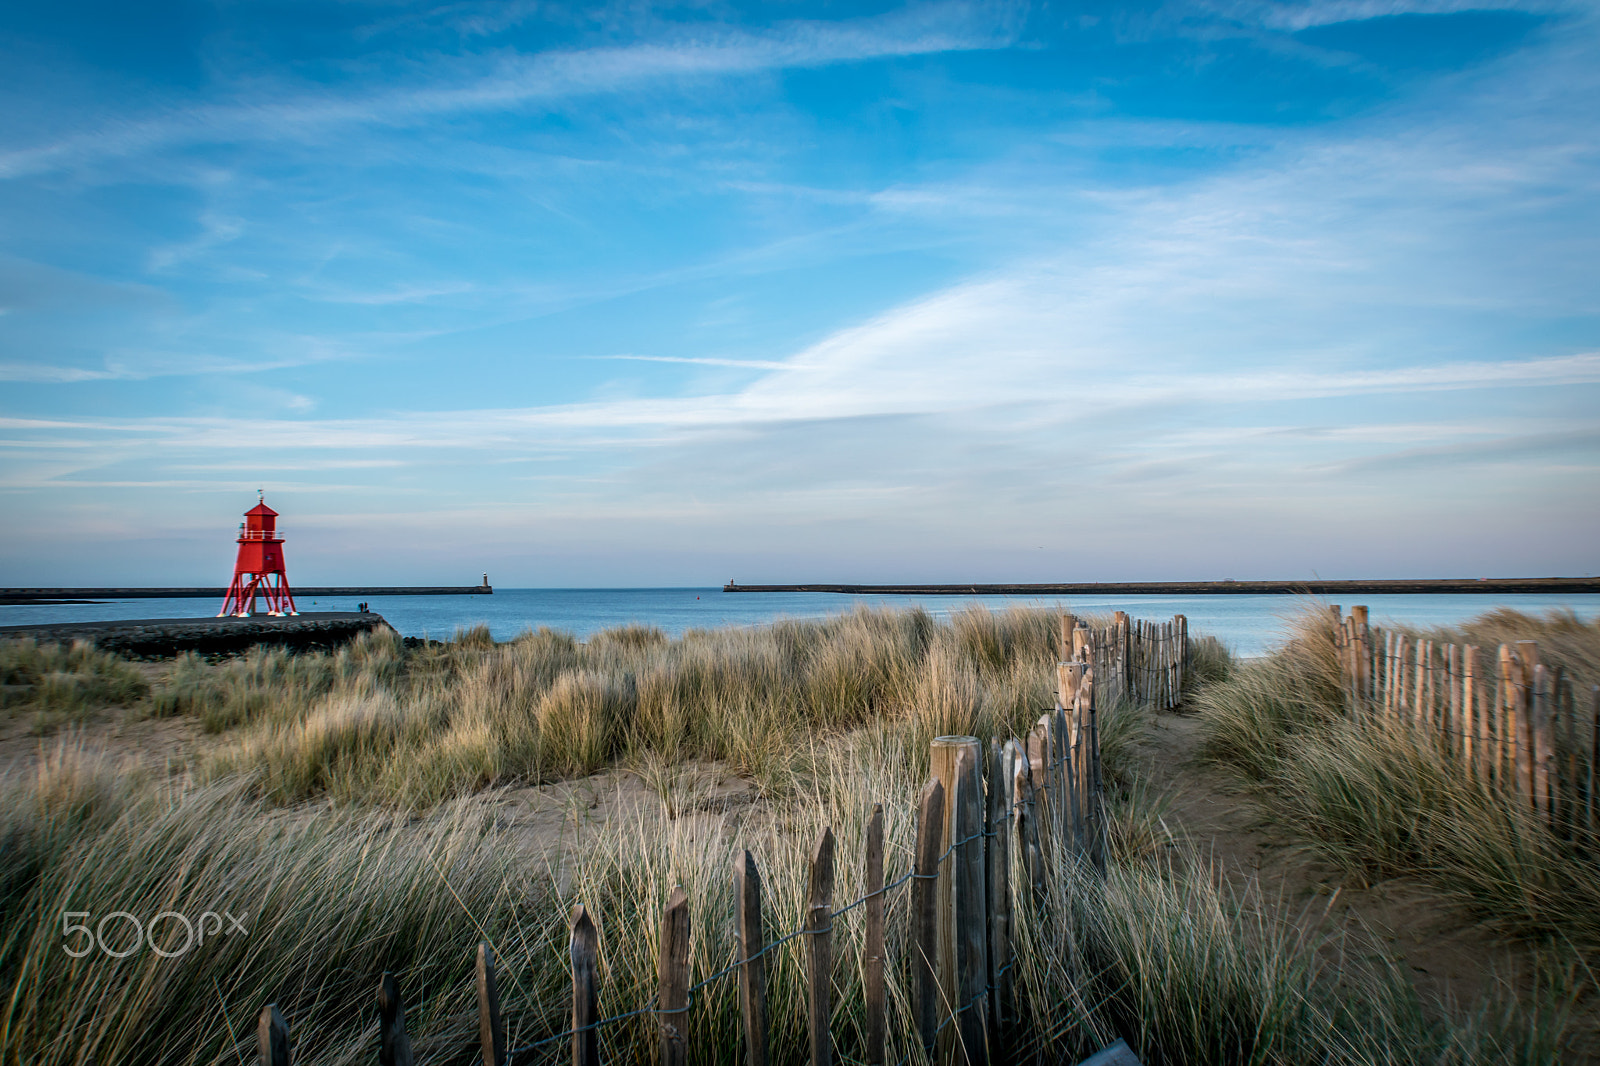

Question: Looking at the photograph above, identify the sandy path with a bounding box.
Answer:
[1141,708,1587,1045]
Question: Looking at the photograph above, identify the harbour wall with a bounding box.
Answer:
[1,585,491,604]
[722,578,1600,595]
[0,612,394,657]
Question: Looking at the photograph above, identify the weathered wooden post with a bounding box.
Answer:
[258,1004,290,1066]
[1452,643,1465,742]
[1485,646,1503,785]
[1394,632,1406,717]
[1350,607,1369,704]
[1057,705,1076,859]
[1462,645,1479,777]
[1175,612,1188,686]
[1345,616,1359,713]
[1532,665,1555,821]
[1498,645,1519,792]
[477,943,505,1066]
[1507,645,1531,804]
[1086,667,1105,873]
[1409,637,1420,721]
[1059,666,1086,857]
[1132,620,1142,703]
[914,780,945,1058]
[570,907,600,1066]
[1555,672,1580,832]
[1560,670,1577,834]
[378,974,415,1066]
[931,736,981,1057]
[1420,640,1431,724]
[1113,611,1130,700]
[1334,612,1347,700]
[1518,642,1541,808]
[1172,619,1180,706]
[864,804,886,1065]
[986,739,1011,1043]
[735,849,769,1066]
[658,887,690,1066]
[1396,634,1410,718]
[1358,618,1369,708]
[1058,663,1084,853]
[1380,630,1392,715]
[1072,622,1091,663]
[806,828,835,1066]
[1144,619,1153,703]
[954,745,989,1066]
[1430,641,1440,725]
[1026,716,1051,855]
[1011,743,1044,903]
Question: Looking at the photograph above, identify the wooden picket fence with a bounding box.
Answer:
[254,612,1190,1066]
[1073,611,1190,711]
[1333,605,1600,835]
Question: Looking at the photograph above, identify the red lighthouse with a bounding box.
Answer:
[218,493,298,617]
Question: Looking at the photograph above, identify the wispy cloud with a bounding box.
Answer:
[1,351,1589,459]
[588,354,807,371]
[169,459,408,471]
[1202,0,1569,32]
[313,282,476,306]
[1322,428,1600,473]
[0,4,1016,179]
[146,211,244,272]
[0,363,129,384]
[2,0,1596,582]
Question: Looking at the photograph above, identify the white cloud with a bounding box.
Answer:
[1207,0,1569,32]
[146,211,245,272]
[0,363,128,383]
[3,0,1596,582]
[589,355,809,371]
[0,4,1016,179]
[313,282,476,306]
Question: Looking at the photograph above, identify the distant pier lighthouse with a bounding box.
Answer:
[218,493,298,617]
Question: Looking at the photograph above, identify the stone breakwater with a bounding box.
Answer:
[0,612,392,658]
[722,577,1600,595]
[0,586,490,604]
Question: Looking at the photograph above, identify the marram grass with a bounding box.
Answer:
[1,732,1576,1066]
[1193,605,1600,949]
[0,606,1582,1063]
[186,607,1070,807]
[0,637,149,729]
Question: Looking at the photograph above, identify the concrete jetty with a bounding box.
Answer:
[0,612,394,657]
[722,578,1600,596]
[0,585,491,605]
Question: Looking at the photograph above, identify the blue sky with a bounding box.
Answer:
[1,0,1596,586]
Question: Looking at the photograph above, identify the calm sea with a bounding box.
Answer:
[4,589,1598,658]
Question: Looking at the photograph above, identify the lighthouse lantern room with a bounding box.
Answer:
[218,493,298,617]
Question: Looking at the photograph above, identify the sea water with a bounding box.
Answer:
[4,589,1598,658]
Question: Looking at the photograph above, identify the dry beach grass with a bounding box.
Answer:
[1193,607,1600,951]
[0,605,1589,1064]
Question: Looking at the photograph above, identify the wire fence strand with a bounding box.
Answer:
[508,855,934,1057]
[507,801,1043,1058]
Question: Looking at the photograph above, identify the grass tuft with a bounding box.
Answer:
[181,607,1130,808]
[0,639,150,727]
[1194,604,1600,948]
[4,709,1577,1066]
